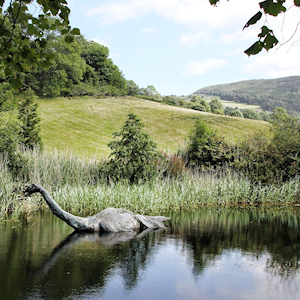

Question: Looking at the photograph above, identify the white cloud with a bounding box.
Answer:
[243,43,300,78]
[139,27,160,34]
[85,0,258,30]
[180,31,211,47]
[183,58,228,75]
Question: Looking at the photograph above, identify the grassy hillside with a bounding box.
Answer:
[194,76,300,113]
[38,96,270,158]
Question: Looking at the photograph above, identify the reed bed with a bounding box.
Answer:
[1,150,300,221]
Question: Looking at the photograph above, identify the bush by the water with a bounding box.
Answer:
[182,110,300,184]
[107,113,161,184]
[184,118,235,170]
[236,108,300,184]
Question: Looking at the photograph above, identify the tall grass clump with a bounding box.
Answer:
[42,171,300,217]
[6,165,300,219]
[0,156,25,220]
[22,148,104,188]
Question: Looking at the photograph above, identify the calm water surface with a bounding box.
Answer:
[1,208,300,300]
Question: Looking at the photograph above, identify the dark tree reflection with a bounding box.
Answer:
[0,208,300,299]
[168,208,300,277]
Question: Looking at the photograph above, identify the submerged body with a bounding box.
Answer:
[24,184,170,232]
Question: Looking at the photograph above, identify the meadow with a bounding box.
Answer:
[38,96,270,158]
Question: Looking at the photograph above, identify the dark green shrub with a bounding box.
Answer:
[107,113,161,183]
[0,125,27,178]
[185,118,235,169]
[236,108,300,184]
[209,99,224,114]
[224,107,233,115]
[17,90,43,150]
[230,108,243,118]
[241,109,261,120]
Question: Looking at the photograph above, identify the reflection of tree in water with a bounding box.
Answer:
[0,211,167,300]
[169,207,300,278]
[1,208,300,299]
[112,233,157,290]
[36,229,165,299]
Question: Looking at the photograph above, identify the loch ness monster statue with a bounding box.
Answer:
[24,184,170,233]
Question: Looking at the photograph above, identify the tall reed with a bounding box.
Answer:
[1,150,300,221]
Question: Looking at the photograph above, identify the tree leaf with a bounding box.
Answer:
[27,24,36,35]
[209,0,220,5]
[244,41,263,56]
[259,0,286,16]
[258,25,271,38]
[65,35,74,43]
[294,0,300,6]
[10,77,22,89]
[70,28,80,35]
[263,33,278,50]
[243,11,263,30]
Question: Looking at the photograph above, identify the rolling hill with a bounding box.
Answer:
[38,96,270,158]
[193,76,300,113]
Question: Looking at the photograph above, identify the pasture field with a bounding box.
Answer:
[38,96,270,158]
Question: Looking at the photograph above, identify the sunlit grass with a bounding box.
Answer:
[38,96,270,158]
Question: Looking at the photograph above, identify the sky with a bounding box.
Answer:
[67,0,300,95]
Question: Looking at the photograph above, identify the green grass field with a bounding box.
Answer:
[38,96,270,158]
[219,100,261,110]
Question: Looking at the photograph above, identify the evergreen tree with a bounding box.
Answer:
[107,113,160,183]
[17,91,43,149]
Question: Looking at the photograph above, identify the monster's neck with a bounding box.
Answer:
[38,186,91,231]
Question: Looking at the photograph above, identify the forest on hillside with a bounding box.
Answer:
[0,16,152,98]
[194,76,300,114]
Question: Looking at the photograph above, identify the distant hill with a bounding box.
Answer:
[193,76,300,113]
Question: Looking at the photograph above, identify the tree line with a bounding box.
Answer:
[194,76,300,114]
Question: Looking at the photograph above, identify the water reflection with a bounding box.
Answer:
[0,208,300,299]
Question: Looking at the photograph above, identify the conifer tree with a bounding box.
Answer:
[17,91,43,149]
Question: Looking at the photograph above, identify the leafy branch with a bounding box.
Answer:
[210,0,300,55]
[0,1,80,87]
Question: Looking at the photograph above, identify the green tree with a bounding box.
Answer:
[0,123,26,177]
[0,1,80,87]
[81,40,126,95]
[209,0,300,55]
[209,99,224,114]
[260,110,271,122]
[146,85,161,99]
[237,108,300,183]
[107,113,160,183]
[185,118,234,169]
[17,90,42,149]
[25,35,86,96]
[230,108,243,118]
[241,109,261,120]
[224,106,234,116]
[126,80,139,96]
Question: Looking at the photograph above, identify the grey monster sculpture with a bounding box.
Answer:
[24,184,170,232]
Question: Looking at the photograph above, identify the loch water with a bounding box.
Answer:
[1,207,300,300]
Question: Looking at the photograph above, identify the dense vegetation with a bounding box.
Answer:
[1,102,300,220]
[19,33,128,97]
[194,76,300,114]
